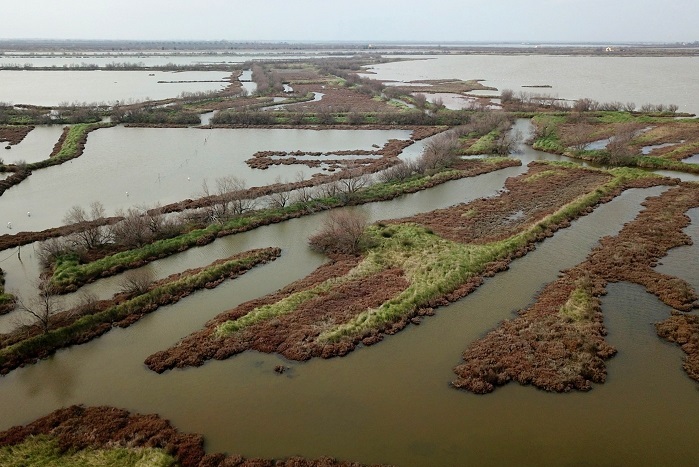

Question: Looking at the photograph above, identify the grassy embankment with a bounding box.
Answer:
[49,158,518,293]
[0,247,280,375]
[0,435,175,467]
[217,164,659,345]
[0,123,110,197]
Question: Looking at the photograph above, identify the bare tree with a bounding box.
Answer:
[337,170,370,198]
[218,176,256,216]
[377,160,417,183]
[15,277,61,334]
[119,269,154,297]
[308,210,370,255]
[110,207,153,248]
[62,201,108,250]
[413,93,428,109]
[266,177,292,209]
[563,123,598,151]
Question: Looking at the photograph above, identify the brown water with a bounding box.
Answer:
[4,182,697,466]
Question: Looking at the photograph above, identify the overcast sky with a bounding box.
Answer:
[3,0,697,44]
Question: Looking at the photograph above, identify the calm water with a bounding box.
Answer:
[0,70,231,106]
[0,55,698,466]
[363,55,699,115]
[0,127,411,233]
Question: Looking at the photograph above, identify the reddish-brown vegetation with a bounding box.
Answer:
[404,163,613,244]
[145,163,663,372]
[145,257,413,371]
[656,312,699,381]
[0,405,379,467]
[453,184,699,393]
[0,125,34,145]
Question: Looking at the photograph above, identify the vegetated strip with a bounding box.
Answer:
[49,158,519,294]
[453,183,699,394]
[144,163,669,372]
[0,405,382,467]
[0,268,14,314]
[0,123,110,197]
[0,247,280,375]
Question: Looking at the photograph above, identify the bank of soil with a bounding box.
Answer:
[0,125,34,145]
[0,405,379,467]
[453,184,699,393]
[144,163,668,373]
[0,248,280,375]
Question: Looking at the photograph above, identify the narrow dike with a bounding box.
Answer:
[0,247,280,375]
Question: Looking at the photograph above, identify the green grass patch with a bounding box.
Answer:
[0,435,175,467]
[559,285,595,323]
[466,130,498,154]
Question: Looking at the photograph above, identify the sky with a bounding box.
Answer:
[2,0,697,44]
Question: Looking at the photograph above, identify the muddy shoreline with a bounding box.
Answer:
[0,405,380,467]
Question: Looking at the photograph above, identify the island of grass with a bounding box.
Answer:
[452,183,699,393]
[0,405,379,467]
[144,162,672,373]
[0,247,280,375]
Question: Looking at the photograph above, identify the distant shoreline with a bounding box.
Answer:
[1,39,698,57]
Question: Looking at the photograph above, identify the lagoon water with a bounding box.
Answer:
[0,70,232,106]
[0,54,698,466]
[364,55,699,116]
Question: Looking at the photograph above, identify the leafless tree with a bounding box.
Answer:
[563,123,598,151]
[377,160,418,183]
[62,201,109,250]
[308,210,370,255]
[413,93,428,109]
[15,277,61,334]
[119,269,154,297]
[337,170,370,198]
[111,207,153,248]
[500,89,514,103]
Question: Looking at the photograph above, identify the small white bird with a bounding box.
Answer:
[27,211,31,217]
[7,222,11,229]
[126,191,129,197]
